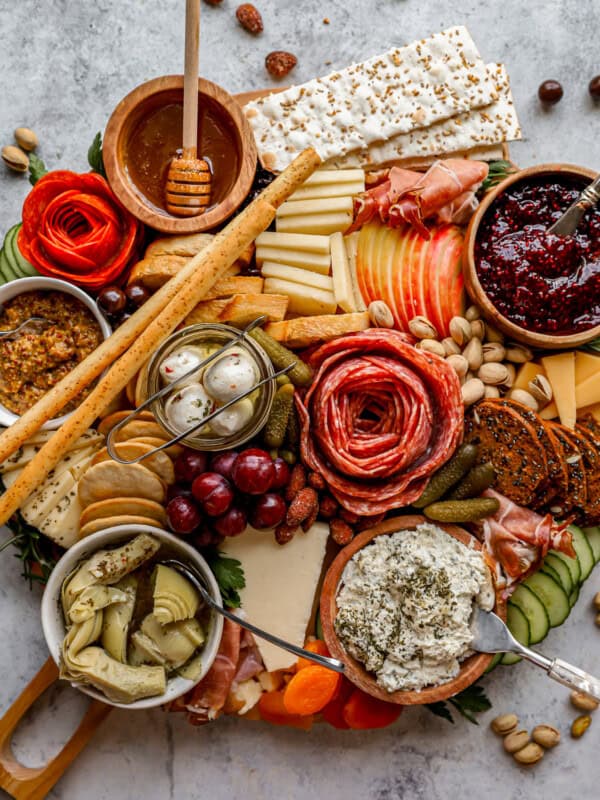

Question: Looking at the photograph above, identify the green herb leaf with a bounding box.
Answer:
[205,549,245,608]
[88,132,106,178]
[426,701,455,723]
[448,683,492,725]
[584,338,600,354]
[480,160,516,194]
[28,153,48,186]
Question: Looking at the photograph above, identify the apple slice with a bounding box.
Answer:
[431,225,464,337]
[426,226,452,337]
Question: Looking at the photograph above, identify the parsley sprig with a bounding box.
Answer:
[0,512,58,587]
[479,160,516,194]
[28,153,48,186]
[426,683,492,725]
[204,548,246,608]
[88,132,106,178]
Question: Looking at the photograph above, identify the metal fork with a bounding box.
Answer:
[471,606,600,700]
[0,316,50,339]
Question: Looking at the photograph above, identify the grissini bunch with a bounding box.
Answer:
[0,148,321,528]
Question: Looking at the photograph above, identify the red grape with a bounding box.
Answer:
[167,484,193,503]
[192,525,217,549]
[249,493,287,529]
[175,450,209,483]
[209,451,239,481]
[192,472,235,516]
[270,457,291,490]
[213,507,247,537]
[167,496,202,534]
[232,448,275,494]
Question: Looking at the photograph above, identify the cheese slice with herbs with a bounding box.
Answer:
[38,486,82,548]
[21,471,76,528]
[0,429,103,473]
[221,523,330,671]
[245,26,497,171]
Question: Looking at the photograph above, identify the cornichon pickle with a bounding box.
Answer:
[423,497,500,523]
[413,443,479,508]
[285,404,300,448]
[264,383,295,449]
[448,463,495,500]
[249,328,313,387]
[276,374,291,387]
[280,449,297,465]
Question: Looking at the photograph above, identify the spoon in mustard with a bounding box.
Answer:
[471,606,600,700]
[0,316,50,339]
[547,174,600,235]
[161,559,345,674]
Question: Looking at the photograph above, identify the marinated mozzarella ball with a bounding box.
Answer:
[209,398,254,437]
[164,383,215,433]
[159,346,208,385]
[203,349,258,403]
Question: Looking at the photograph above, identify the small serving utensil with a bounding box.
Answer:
[471,606,600,700]
[162,558,346,674]
[165,0,212,217]
[547,174,600,235]
[0,316,49,340]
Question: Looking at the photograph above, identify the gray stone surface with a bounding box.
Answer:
[0,1,599,798]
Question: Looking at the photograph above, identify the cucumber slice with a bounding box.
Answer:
[6,224,37,277]
[550,547,581,587]
[569,524,594,582]
[543,552,574,596]
[0,250,7,285]
[501,603,530,665]
[524,571,570,627]
[0,248,17,282]
[583,527,600,565]
[510,584,550,644]
[540,562,563,589]
[570,586,580,608]
[485,652,503,672]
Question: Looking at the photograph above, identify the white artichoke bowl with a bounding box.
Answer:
[41,524,224,710]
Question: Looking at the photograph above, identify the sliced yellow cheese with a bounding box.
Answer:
[344,232,366,312]
[301,168,365,186]
[261,262,334,292]
[576,372,600,410]
[330,232,358,313]
[277,196,354,218]
[255,246,331,274]
[255,231,331,254]
[288,180,365,202]
[541,352,576,429]
[575,351,600,385]
[38,487,82,548]
[221,523,330,672]
[262,278,337,316]
[513,362,545,392]
[539,401,559,420]
[276,211,353,236]
[21,470,76,528]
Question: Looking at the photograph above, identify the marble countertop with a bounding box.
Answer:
[1,1,599,797]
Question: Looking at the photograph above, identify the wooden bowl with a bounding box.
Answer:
[320,515,504,705]
[463,163,600,350]
[103,76,257,234]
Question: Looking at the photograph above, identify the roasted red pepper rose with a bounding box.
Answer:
[18,171,142,290]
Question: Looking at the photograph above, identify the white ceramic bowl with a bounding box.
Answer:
[41,525,224,710]
[0,276,112,430]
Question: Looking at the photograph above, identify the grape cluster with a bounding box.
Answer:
[166,447,291,546]
[97,283,151,327]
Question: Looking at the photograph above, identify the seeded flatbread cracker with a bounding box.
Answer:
[90,442,175,485]
[245,26,497,172]
[548,424,587,513]
[78,461,166,507]
[80,497,168,527]
[129,437,184,459]
[97,410,156,437]
[114,420,169,442]
[80,514,166,538]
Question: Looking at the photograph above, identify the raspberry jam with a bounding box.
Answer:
[475,175,600,334]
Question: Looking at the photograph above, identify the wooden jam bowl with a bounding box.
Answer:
[463,163,600,351]
[103,75,257,234]
[320,515,505,705]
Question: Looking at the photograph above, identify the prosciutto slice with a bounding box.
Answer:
[349,159,489,237]
[479,489,576,592]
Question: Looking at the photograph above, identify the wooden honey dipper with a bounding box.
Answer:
[165,0,212,217]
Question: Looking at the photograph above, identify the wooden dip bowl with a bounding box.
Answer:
[320,515,505,705]
[104,76,257,234]
[463,163,600,350]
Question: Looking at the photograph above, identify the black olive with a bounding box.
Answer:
[125,283,151,309]
[589,75,600,99]
[538,80,563,104]
[97,286,127,315]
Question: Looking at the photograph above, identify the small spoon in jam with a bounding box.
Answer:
[547,174,600,236]
[165,0,212,217]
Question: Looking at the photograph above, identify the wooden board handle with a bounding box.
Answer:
[0,658,111,800]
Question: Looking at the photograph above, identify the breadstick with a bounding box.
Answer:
[0,149,322,527]
[0,147,321,466]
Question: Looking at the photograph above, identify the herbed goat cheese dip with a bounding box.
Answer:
[334,523,494,692]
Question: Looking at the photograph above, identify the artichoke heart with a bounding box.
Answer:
[64,611,104,657]
[68,586,129,624]
[61,644,166,704]
[131,614,204,669]
[177,652,203,681]
[101,575,138,662]
[87,534,160,583]
[152,565,199,625]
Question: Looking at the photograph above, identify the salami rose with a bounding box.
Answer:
[18,171,142,290]
[296,329,463,516]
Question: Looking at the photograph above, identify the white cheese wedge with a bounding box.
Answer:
[263,278,337,315]
[1,467,22,489]
[277,197,354,218]
[221,522,330,671]
[276,212,354,236]
[255,246,331,274]
[255,231,331,254]
[330,232,359,313]
[21,471,76,528]
[38,486,82,548]
[261,262,334,292]
[0,430,103,473]
[344,232,366,311]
